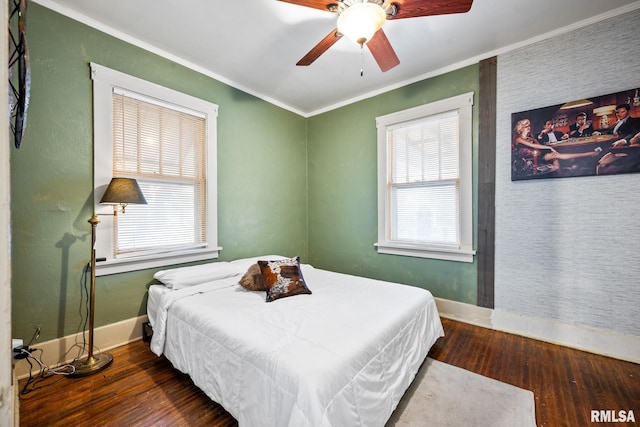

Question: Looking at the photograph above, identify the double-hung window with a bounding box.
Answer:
[375,92,475,262]
[91,63,220,275]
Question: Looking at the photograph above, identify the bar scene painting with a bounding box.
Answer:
[511,87,640,181]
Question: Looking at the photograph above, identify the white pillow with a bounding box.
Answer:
[154,261,242,289]
[229,255,287,272]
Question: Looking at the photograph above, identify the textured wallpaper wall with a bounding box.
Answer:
[495,8,640,336]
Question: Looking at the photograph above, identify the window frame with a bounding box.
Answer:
[375,92,475,263]
[90,63,220,276]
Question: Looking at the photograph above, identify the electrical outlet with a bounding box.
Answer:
[12,339,29,362]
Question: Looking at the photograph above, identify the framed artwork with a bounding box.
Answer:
[511,87,640,181]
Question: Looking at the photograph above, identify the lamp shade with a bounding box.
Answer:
[559,99,593,110]
[337,2,386,45]
[593,105,616,116]
[100,177,147,205]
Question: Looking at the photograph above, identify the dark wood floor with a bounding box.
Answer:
[19,318,640,427]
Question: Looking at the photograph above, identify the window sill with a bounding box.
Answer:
[374,242,475,263]
[95,247,222,276]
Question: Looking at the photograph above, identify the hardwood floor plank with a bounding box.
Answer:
[19,318,640,426]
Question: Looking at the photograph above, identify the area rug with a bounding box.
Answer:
[386,358,537,427]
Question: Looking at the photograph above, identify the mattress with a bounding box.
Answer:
[149,261,443,427]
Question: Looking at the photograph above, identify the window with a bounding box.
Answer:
[91,63,220,275]
[375,92,475,262]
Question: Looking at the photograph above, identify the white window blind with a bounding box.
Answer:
[376,92,474,262]
[111,91,207,257]
[388,110,460,245]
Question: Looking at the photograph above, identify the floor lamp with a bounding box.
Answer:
[70,177,147,377]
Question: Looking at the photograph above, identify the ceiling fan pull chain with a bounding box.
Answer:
[360,43,365,76]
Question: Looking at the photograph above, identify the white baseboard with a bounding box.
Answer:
[435,297,640,364]
[14,315,148,380]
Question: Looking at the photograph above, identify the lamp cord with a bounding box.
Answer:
[75,260,104,358]
[16,260,103,397]
[75,261,91,360]
[17,348,76,397]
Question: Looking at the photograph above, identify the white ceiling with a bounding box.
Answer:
[34,0,640,116]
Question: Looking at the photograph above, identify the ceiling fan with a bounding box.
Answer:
[278,0,474,72]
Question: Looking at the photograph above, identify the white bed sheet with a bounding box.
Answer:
[146,284,170,328]
[149,264,443,427]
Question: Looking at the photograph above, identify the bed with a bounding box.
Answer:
[148,255,444,427]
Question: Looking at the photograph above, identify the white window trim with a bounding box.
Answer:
[90,63,221,276]
[375,92,475,263]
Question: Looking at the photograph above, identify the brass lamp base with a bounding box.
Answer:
[69,353,113,377]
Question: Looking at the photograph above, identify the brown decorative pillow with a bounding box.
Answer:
[238,263,267,291]
[257,257,312,302]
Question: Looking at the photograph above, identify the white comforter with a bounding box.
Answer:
[149,264,443,427]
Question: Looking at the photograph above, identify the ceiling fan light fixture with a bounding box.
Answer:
[337,2,386,45]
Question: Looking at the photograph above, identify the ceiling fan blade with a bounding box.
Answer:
[367,29,400,72]
[296,29,343,66]
[277,0,338,13]
[389,0,473,19]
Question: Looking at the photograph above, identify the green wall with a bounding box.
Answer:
[306,67,479,303]
[11,4,480,343]
[10,4,308,342]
